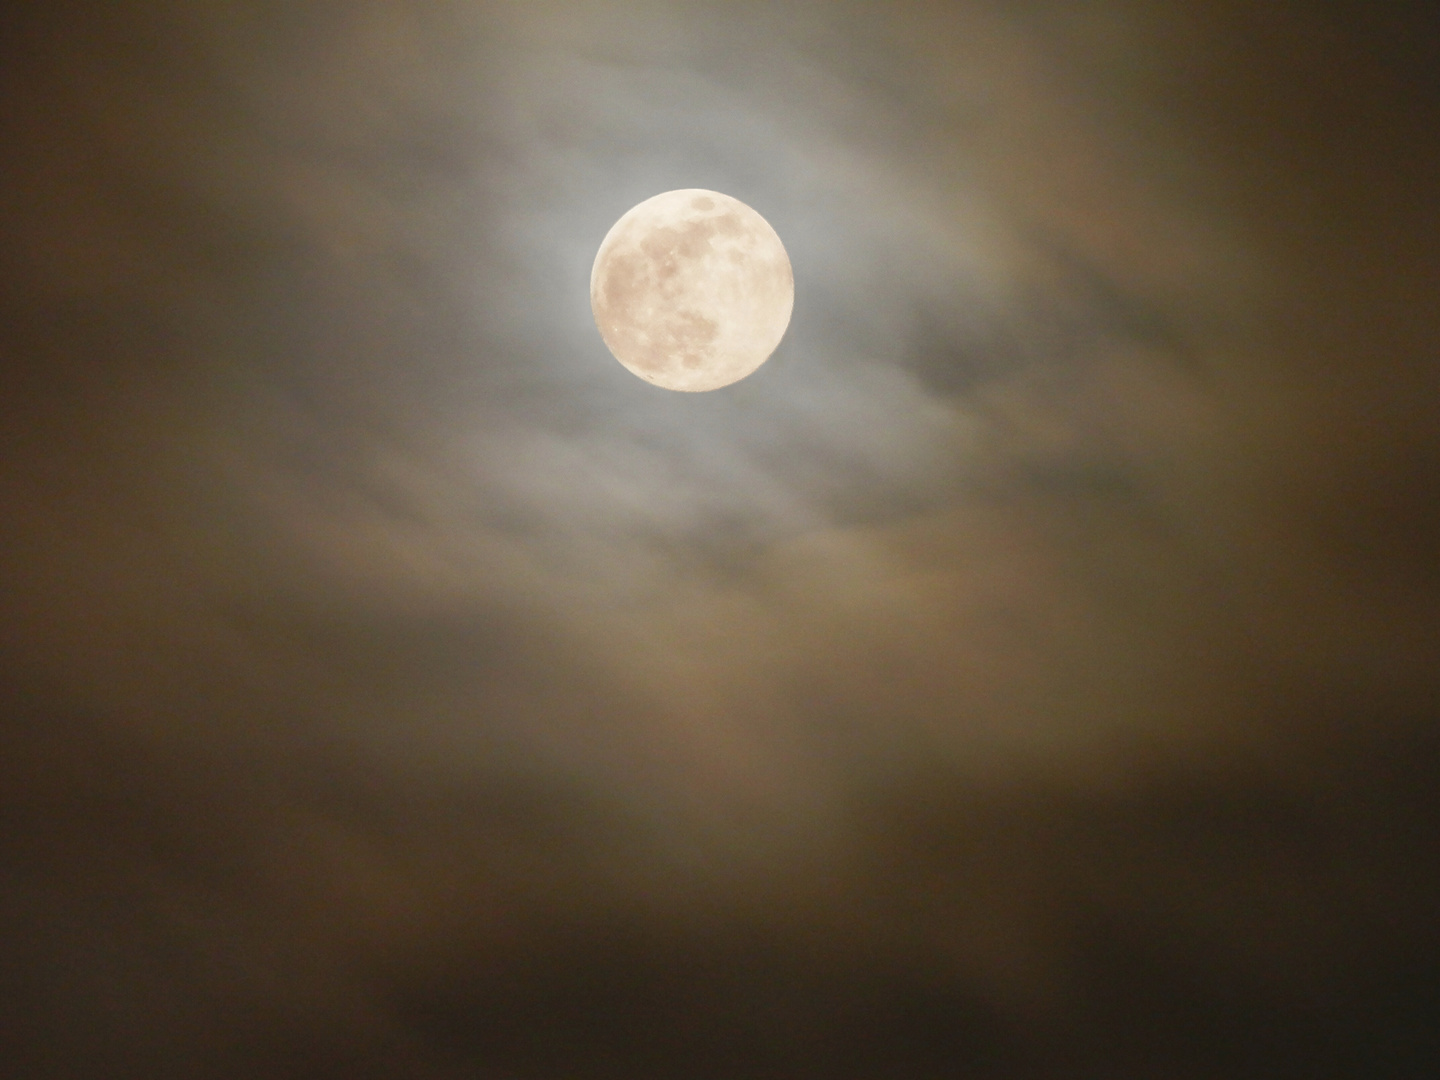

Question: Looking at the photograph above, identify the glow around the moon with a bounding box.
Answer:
[591,189,794,392]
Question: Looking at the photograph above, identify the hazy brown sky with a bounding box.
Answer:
[2,2,1438,1076]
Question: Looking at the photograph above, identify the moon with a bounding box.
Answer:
[590,189,794,392]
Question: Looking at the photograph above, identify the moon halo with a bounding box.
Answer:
[590,190,794,392]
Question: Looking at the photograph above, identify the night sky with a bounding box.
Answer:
[2,2,1438,1076]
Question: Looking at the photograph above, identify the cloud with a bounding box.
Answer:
[0,1,1438,1075]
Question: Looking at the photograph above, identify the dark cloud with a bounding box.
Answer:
[1,1,1438,1076]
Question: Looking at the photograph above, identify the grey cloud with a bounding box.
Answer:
[1,1,1438,1076]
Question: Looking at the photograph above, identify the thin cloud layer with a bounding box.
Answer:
[1,1,1437,1076]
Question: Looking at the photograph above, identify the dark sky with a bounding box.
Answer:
[2,2,1438,1076]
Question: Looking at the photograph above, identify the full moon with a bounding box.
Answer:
[590,189,794,392]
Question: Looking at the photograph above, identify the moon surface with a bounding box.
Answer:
[591,189,794,392]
